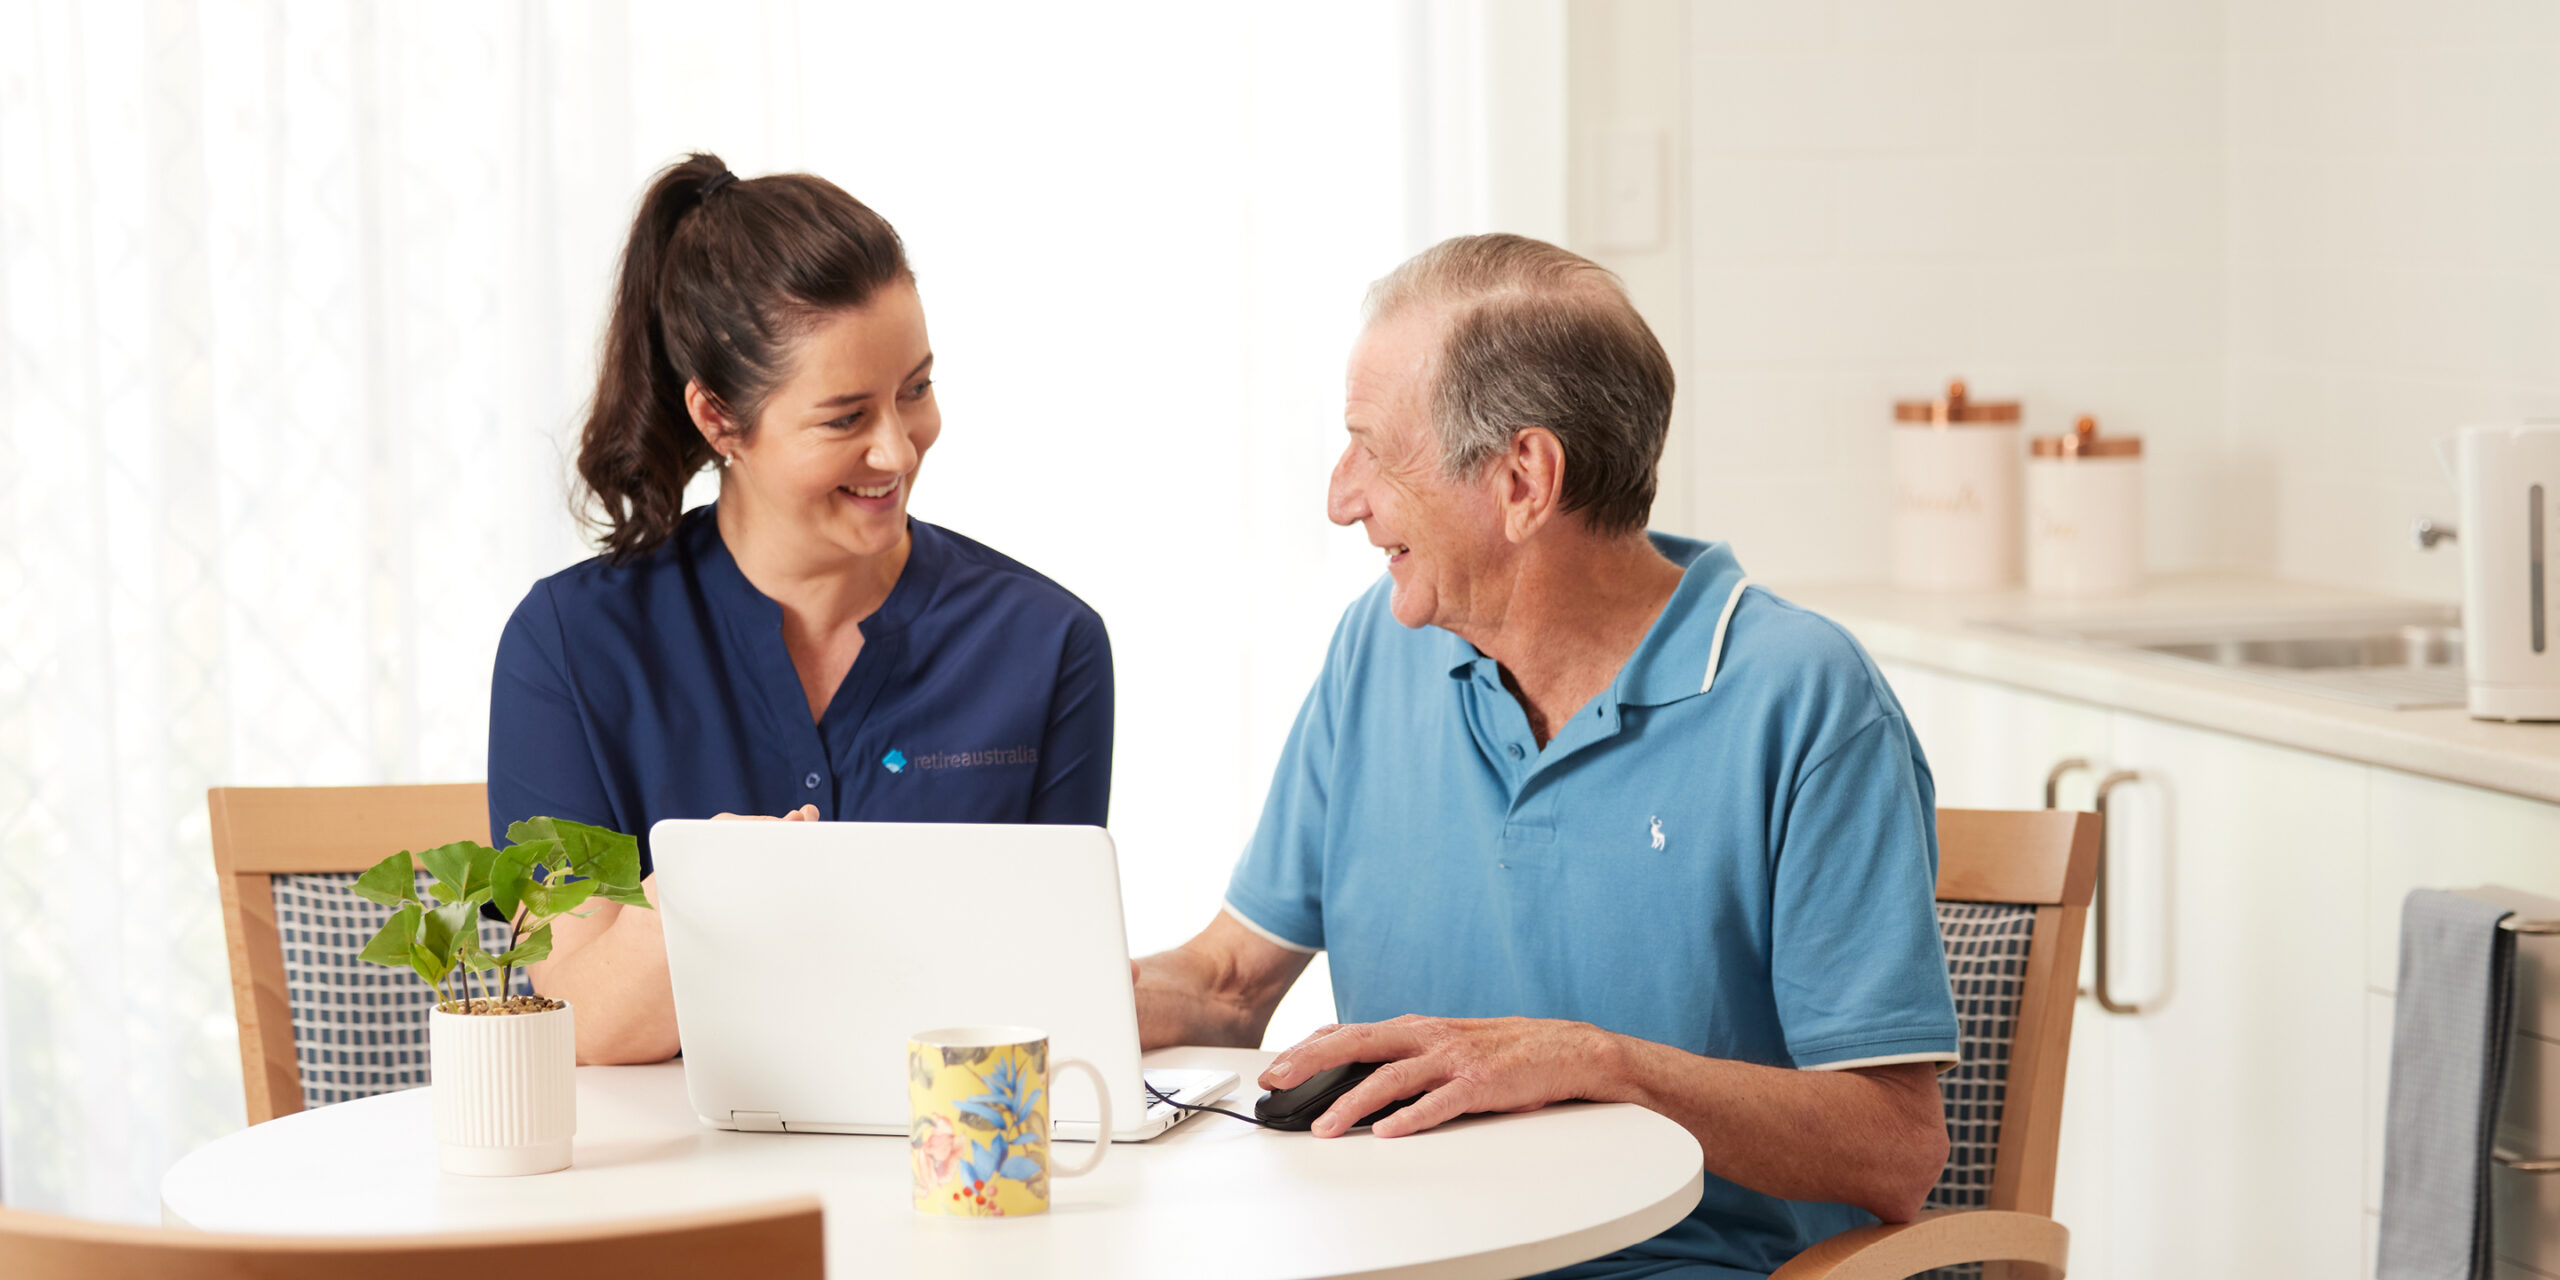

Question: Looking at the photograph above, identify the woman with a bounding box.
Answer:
[489,154,1112,1064]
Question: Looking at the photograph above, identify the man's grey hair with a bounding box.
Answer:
[1364,234,1674,537]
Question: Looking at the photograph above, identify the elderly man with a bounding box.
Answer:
[1133,234,1957,1278]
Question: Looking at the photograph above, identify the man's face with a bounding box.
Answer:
[1327,310,1509,632]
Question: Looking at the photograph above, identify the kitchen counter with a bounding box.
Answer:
[1778,573,2560,805]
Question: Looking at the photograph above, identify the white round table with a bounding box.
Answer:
[164,1047,1702,1279]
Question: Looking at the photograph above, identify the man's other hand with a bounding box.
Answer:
[1259,1014,1612,1139]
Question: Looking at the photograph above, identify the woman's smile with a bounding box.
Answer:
[837,474,905,510]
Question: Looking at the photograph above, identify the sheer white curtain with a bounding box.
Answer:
[0,0,1530,1221]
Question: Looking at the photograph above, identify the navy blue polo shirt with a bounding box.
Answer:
[487,507,1111,872]
[1225,534,1956,1279]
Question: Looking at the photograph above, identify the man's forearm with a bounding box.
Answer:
[531,912,681,1065]
[1132,946,1267,1050]
[1590,1035,1947,1222]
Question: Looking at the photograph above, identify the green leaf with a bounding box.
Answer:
[553,818,641,889]
[498,924,553,967]
[420,899,477,968]
[488,840,547,921]
[415,840,481,905]
[456,937,500,972]
[409,941,452,985]
[594,882,652,909]
[350,852,419,908]
[359,902,423,969]
[464,842,501,901]
[522,877,597,922]
[504,816,560,848]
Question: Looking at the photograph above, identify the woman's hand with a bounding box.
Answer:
[710,804,820,821]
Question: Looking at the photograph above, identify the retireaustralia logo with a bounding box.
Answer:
[882,748,908,774]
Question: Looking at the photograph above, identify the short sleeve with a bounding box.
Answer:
[1028,607,1114,826]
[487,583,620,862]
[1769,712,1960,1069]
[1220,621,1354,954]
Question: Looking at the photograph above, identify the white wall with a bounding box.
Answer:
[1668,0,2228,584]
[1653,0,2560,596]
[2225,0,2560,600]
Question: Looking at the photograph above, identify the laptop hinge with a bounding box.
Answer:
[731,1110,785,1133]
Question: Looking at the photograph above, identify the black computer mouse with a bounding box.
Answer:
[1253,1060,1419,1132]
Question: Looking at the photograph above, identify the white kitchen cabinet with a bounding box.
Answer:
[2364,770,2560,1276]
[2097,711,2370,1278]
[1879,662,2386,1278]
[1879,659,2111,812]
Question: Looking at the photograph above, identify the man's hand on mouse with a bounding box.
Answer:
[1259,1014,1613,1139]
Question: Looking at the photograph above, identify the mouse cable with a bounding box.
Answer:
[1144,1079,1290,1129]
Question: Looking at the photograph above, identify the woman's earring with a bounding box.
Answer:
[719,451,734,469]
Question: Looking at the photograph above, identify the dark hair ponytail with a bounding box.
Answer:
[575,152,912,561]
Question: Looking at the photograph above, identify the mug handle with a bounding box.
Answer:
[1049,1057,1112,1177]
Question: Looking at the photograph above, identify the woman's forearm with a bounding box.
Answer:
[531,907,682,1065]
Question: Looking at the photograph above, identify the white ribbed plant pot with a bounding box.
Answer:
[430,1002,576,1176]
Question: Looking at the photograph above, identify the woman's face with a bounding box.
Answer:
[713,280,940,563]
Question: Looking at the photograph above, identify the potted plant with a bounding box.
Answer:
[351,816,650,1176]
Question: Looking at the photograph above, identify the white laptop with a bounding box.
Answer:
[649,819,1236,1142]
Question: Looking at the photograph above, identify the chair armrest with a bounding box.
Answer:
[1770,1209,2069,1280]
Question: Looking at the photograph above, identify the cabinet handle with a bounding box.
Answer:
[2043,758,2093,810]
[2093,770,2147,1016]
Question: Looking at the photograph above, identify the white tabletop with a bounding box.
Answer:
[163,1047,1703,1279]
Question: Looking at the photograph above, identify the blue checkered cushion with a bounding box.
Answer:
[271,872,538,1110]
[1918,900,2037,1280]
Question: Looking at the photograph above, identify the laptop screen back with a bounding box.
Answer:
[650,819,1140,1135]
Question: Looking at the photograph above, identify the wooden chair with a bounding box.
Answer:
[0,1195,823,1279]
[208,783,493,1125]
[1774,807,2101,1280]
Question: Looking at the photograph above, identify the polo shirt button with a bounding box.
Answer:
[802,771,822,789]
[1506,743,1524,760]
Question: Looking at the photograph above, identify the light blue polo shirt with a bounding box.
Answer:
[1224,534,1958,1279]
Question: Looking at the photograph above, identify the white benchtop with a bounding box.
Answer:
[1777,574,2560,806]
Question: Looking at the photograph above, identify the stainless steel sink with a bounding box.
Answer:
[2140,625,2462,671]
[1975,607,2467,709]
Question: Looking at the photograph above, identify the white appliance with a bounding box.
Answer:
[2452,424,2560,721]
[649,819,1236,1141]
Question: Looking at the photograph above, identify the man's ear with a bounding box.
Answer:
[684,380,738,455]
[1497,427,1567,545]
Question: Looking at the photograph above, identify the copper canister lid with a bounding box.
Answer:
[1892,379,2021,426]
[2031,415,2142,459]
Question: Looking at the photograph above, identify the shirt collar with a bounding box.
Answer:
[1433,533,1750,708]
[696,506,946,637]
[1615,534,1749,707]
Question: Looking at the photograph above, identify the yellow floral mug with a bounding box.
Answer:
[907,1025,1111,1217]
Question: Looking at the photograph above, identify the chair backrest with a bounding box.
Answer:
[207,784,500,1125]
[0,1195,823,1280]
[1927,807,2101,1219]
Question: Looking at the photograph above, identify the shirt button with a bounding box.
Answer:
[1506,743,1524,760]
[802,771,822,789]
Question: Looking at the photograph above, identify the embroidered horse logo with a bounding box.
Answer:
[1649,816,1665,851]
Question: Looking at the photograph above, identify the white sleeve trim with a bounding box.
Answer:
[1802,1051,1960,1074]
[1221,901,1322,955]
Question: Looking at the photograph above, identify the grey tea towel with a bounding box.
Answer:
[2377,889,2517,1280]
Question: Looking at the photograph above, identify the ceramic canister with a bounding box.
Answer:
[1890,379,2022,591]
[2025,415,2144,596]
